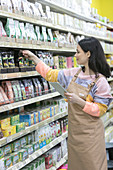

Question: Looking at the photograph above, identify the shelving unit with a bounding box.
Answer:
[0,111,68,147]
[0,10,112,43]
[34,0,113,29]
[0,0,113,169]
[0,92,60,113]
[6,131,68,170]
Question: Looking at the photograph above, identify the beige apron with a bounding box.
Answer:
[67,68,107,170]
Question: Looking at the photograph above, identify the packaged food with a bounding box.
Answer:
[32,141,39,152]
[10,114,19,125]
[0,147,4,159]
[24,144,34,155]
[4,144,12,156]
[10,151,20,165]
[16,122,25,133]
[19,81,26,100]
[26,134,32,145]
[20,136,27,147]
[12,139,21,152]
[3,155,12,169]
[2,125,16,137]
[19,149,28,161]
[0,117,10,129]
[19,113,34,127]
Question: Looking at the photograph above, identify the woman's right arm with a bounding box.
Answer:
[22,50,59,82]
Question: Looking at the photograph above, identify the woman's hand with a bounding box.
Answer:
[64,92,79,103]
[22,50,40,65]
[64,92,86,108]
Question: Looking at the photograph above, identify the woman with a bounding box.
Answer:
[22,37,112,170]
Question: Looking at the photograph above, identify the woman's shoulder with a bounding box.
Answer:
[63,67,81,77]
[95,74,112,97]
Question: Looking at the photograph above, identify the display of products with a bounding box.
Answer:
[0,1,113,170]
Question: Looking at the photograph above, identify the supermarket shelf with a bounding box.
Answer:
[0,71,39,80]
[0,10,113,43]
[48,153,68,170]
[0,111,68,147]
[7,131,68,170]
[0,40,76,52]
[107,104,113,111]
[37,0,113,29]
[0,92,60,113]
[103,117,113,128]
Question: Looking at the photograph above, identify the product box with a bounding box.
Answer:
[16,122,25,133]
[0,117,10,129]
[19,149,28,161]
[33,111,38,124]
[10,114,20,125]
[20,136,27,147]
[11,152,20,165]
[4,144,12,156]
[24,144,34,155]
[3,155,13,169]
[27,134,32,145]
[32,141,39,152]
[12,139,21,152]
[38,110,43,122]
[2,125,16,137]
[0,147,4,159]
[38,157,45,170]
[19,113,34,127]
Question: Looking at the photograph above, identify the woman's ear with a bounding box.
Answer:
[86,51,91,58]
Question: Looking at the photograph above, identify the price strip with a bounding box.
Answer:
[7,136,12,143]
[52,139,58,146]
[37,149,43,156]
[17,72,21,77]
[3,74,7,79]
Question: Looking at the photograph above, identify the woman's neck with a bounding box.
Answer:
[83,66,95,76]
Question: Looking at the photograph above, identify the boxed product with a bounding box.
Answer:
[32,141,39,152]
[19,113,34,127]
[2,125,16,137]
[27,134,32,145]
[20,136,27,147]
[10,114,20,125]
[10,151,20,165]
[19,149,28,161]
[4,144,12,156]
[3,155,12,169]
[38,157,45,170]
[24,144,34,155]
[12,139,21,152]
[16,122,25,133]
[0,147,4,159]
[33,111,38,124]
[0,117,10,129]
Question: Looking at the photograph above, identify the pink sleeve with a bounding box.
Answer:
[35,61,51,79]
[83,101,100,117]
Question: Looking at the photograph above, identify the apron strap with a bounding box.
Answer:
[88,74,103,92]
[72,68,82,82]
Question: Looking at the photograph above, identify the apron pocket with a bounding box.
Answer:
[69,124,95,149]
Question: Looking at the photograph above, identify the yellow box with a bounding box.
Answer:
[2,125,16,137]
[0,117,10,129]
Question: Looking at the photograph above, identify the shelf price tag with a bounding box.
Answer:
[7,136,12,143]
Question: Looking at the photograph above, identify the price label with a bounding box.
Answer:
[3,74,7,79]
[7,136,12,143]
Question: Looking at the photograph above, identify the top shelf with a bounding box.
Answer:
[36,0,113,29]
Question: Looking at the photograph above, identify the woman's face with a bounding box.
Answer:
[75,44,90,66]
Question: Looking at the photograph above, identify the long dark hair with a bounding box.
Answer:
[78,37,111,78]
